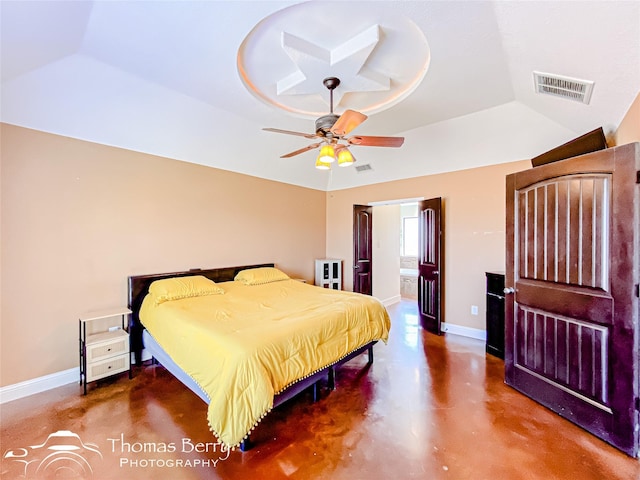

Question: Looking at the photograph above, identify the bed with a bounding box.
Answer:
[127,264,391,450]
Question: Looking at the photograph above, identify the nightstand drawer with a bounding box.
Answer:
[86,332,129,362]
[86,354,130,382]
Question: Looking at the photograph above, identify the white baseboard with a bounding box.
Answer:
[441,322,487,341]
[379,297,486,341]
[380,295,402,307]
[0,322,484,404]
[0,350,153,404]
[0,367,79,404]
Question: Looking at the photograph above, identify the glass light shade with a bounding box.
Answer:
[337,148,354,167]
[315,157,331,170]
[317,144,336,163]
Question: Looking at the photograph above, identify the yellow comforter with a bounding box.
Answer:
[139,279,391,448]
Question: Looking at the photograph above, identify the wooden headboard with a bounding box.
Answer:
[127,263,274,364]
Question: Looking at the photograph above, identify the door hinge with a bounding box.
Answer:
[636,284,640,298]
[636,397,640,411]
[637,171,640,184]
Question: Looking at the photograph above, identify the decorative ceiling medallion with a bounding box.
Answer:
[237,1,430,118]
[277,25,389,106]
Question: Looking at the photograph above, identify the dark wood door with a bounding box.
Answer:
[353,205,372,295]
[505,142,639,457]
[418,197,443,334]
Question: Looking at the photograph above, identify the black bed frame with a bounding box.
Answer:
[127,263,375,450]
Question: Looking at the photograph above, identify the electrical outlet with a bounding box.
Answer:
[471,305,479,316]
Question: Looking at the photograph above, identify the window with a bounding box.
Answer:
[402,216,418,256]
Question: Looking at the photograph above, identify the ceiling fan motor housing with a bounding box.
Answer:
[263,75,404,157]
[315,114,340,135]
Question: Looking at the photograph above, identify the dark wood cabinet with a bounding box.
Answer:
[485,272,505,359]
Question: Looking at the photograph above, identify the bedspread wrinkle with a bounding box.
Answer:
[139,279,391,448]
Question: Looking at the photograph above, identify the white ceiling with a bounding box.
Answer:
[2,1,639,191]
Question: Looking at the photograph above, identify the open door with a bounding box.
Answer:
[505,143,639,456]
[353,205,372,295]
[418,197,443,334]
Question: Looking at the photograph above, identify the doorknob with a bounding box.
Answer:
[353,265,360,269]
[503,287,515,294]
[433,270,439,275]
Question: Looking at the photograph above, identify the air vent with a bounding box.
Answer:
[355,164,373,173]
[533,71,594,104]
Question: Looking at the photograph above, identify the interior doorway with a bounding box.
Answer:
[363,198,443,334]
[361,199,420,303]
[399,203,419,300]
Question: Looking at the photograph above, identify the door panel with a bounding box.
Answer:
[418,197,443,334]
[353,205,372,295]
[514,306,609,406]
[505,143,639,456]
[517,175,609,288]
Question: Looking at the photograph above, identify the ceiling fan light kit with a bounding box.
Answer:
[314,144,355,169]
[317,144,336,163]
[337,148,354,167]
[263,77,404,171]
[315,157,331,170]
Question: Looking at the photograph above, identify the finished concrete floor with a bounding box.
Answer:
[2,300,638,479]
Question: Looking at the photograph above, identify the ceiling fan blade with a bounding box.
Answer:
[330,110,368,136]
[263,127,318,139]
[347,135,405,148]
[280,142,322,158]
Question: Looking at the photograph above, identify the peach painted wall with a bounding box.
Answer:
[0,124,326,386]
[326,160,531,331]
[371,204,401,303]
[3,87,638,387]
[614,90,640,145]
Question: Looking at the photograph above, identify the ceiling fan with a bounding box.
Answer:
[263,77,405,170]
